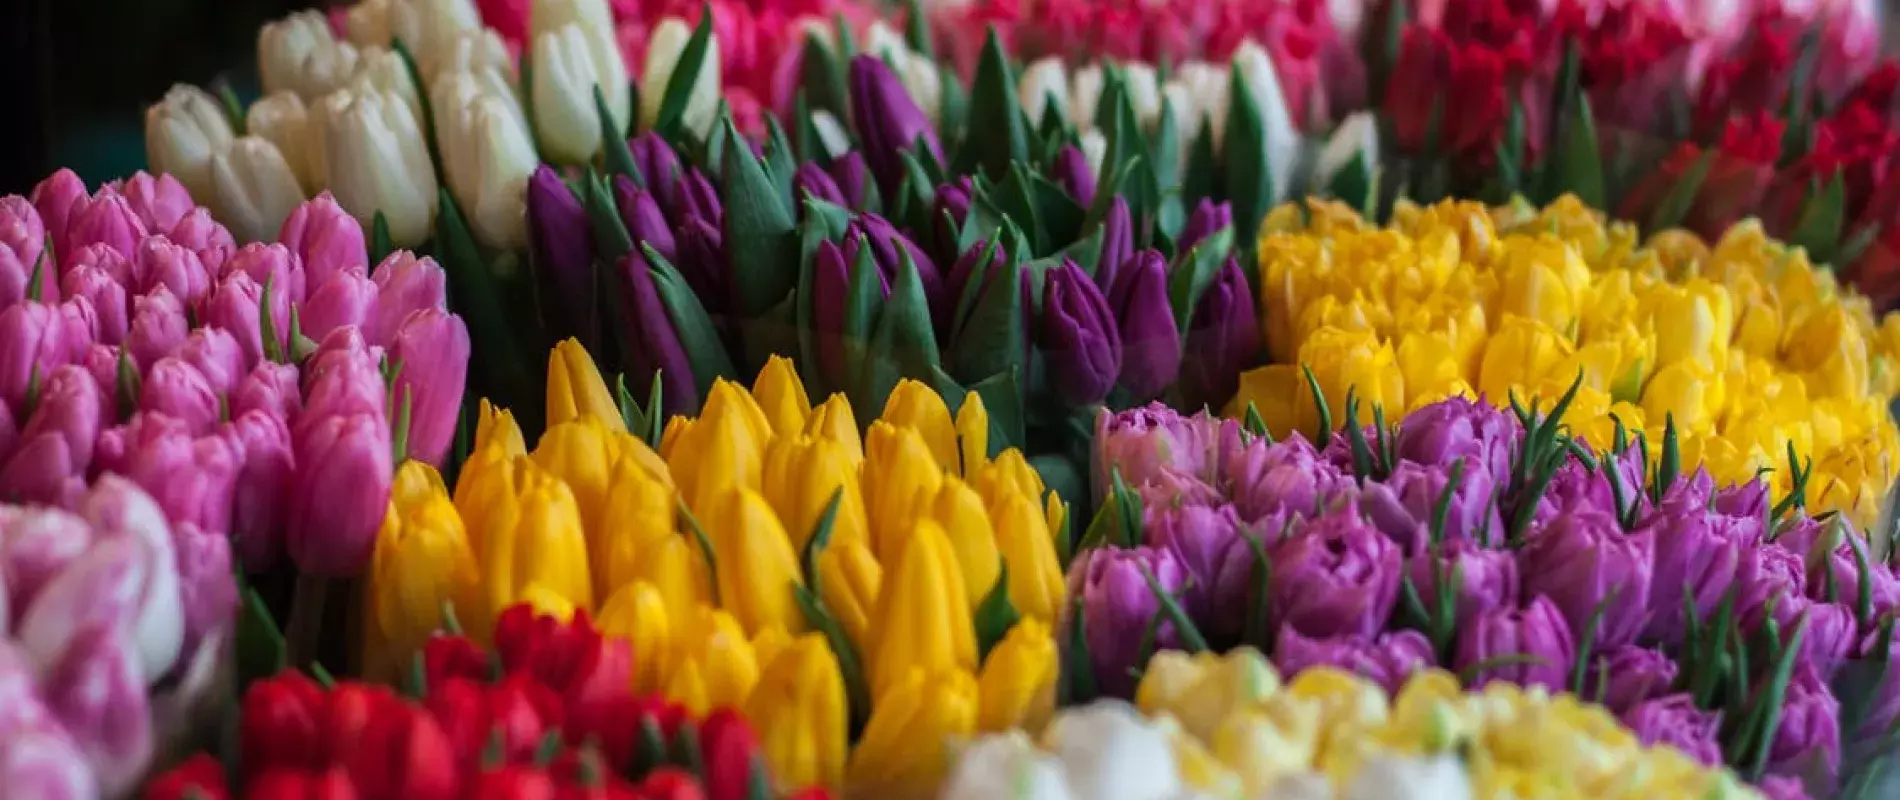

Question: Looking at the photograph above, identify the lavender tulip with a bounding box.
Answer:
[1453,595,1576,690]
[1095,404,1224,492]
[1268,507,1402,639]
[849,55,941,198]
[1405,538,1520,630]
[93,413,241,535]
[1222,435,1357,525]
[287,411,392,577]
[619,251,700,416]
[388,308,469,467]
[138,358,222,436]
[1178,199,1232,255]
[1072,545,1188,698]
[120,171,193,233]
[366,251,448,346]
[1132,469,1228,511]
[1145,502,1253,640]
[1638,497,1755,643]
[277,192,368,290]
[1040,261,1121,407]
[1359,459,1505,553]
[1179,258,1262,412]
[1107,250,1181,399]
[1519,507,1655,650]
[38,625,153,795]
[1052,145,1097,206]
[1394,396,1518,486]
[1736,542,1811,633]
[124,288,188,373]
[1587,645,1679,713]
[1273,627,1434,694]
[299,264,380,342]
[1621,694,1723,767]
[1795,601,1858,678]
[1092,197,1133,296]
[1765,666,1842,789]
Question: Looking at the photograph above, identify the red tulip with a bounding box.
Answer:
[143,754,230,800]
[240,671,328,774]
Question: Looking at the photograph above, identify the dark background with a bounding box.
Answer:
[0,0,322,195]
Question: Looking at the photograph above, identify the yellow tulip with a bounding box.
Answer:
[667,604,761,715]
[363,461,480,681]
[596,580,673,694]
[761,434,871,552]
[955,391,990,476]
[750,625,795,675]
[862,422,946,562]
[1492,234,1593,332]
[746,633,848,792]
[847,667,979,798]
[752,355,813,438]
[530,415,630,542]
[816,538,882,652]
[474,398,526,457]
[930,476,1002,608]
[592,454,679,601]
[1477,316,1574,403]
[1296,326,1405,432]
[988,489,1065,623]
[547,338,627,432]
[1158,717,1246,798]
[452,441,519,556]
[1135,647,1281,743]
[880,379,960,472]
[1639,279,1734,370]
[975,618,1058,734]
[470,460,594,633]
[1560,329,1651,404]
[1395,332,1474,407]
[1225,364,1304,440]
[969,448,1046,510]
[1640,359,1725,435]
[702,486,808,637]
[1283,666,1390,767]
[1785,303,1872,400]
[804,393,865,465]
[867,519,977,699]
[1211,697,1325,793]
[668,379,773,516]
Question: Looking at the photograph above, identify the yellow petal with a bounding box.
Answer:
[752,355,814,438]
[547,338,627,432]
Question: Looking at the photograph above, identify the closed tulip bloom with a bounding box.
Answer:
[804,393,864,464]
[64,190,147,268]
[532,24,621,166]
[809,239,876,388]
[637,17,720,141]
[1107,250,1181,400]
[223,408,294,571]
[132,235,214,308]
[1051,145,1097,207]
[704,487,807,638]
[1041,262,1122,407]
[595,581,674,694]
[869,519,977,699]
[747,633,848,792]
[365,461,480,680]
[138,358,221,436]
[434,71,536,250]
[386,0,484,80]
[878,379,957,471]
[978,618,1059,734]
[667,605,761,715]
[989,489,1065,624]
[320,88,440,248]
[279,193,368,290]
[611,175,675,264]
[368,250,448,343]
[762,434,871,553]
[793,162,846,209]
[144,85,236,204]
[208,135,310,245]
[299,265,378,343]
[1269,508,1402,640]
[940,732,1070,800]
[0,726,98,800]
[388,309,470,466]
[817,537,882,653]
[35,626,153,795]
[849,666,979,796]
[1,508,95,615]
[668,380,772,515]
[591,449,676,593]
[617,251,699,416]
[91,412,241,537]
[751,355,811,439]
[0,366,101,508]
[173,327,245,396]
[1455,595,1576,690]
[300,328,387,421]
[528,168,596,346]
[1073,546,1189,698]
[846,213,942,307]
[546,338,626,432]
[258,11,363,99]
[1181,258,1261,411]
[199,275,281,370]
[1179,200,1233,257]
[119,171,192,233]
[862,422,946,561]
[850,55,942,199]
[473,460,593,629]
[55,265,121,344]
[287,412,394,576]
[246,92,318,195]
[931,476,1003,609]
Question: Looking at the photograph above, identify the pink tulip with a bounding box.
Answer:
[388,309,469,467]
[0,302,72,416]
[0,399,16,468]
[0,726,99,800]
[366,250,447,346]
[0,236,56,309]
[200,271,290,370]
[138,358,221,436]
[0,507,94,613]
[94,413,241,537]
[221,242,306,304]
[300,264,379,343]
[224,409,294,572]
[288,412,392,577]
[229,361,302,422]
[167,521,236,659]
[38,625,153,796]
[173,327,246,397]
[122,287,188,373]
[300,327,386,423]
[30,169,86,260]
[59,264,127,345]
[120,171,194,233]
[133,235,213,308]
[0,366,103,508]
[165,207,236,276]
[1,195,47,277]
[80,345,126,408]
[62,190,147,270]
[15,531,183,686]
[278,193,368,293]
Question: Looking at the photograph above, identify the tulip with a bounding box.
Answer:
[637,17,720,142]
[52,266,118,346]
[16,531,184,687]
[703,486,808,637]
[667,380,771,516]
[1269,507,1403,640]
[750,355,811,439]
[1043,701,1185,800]
[1106,250,1180,400]
[138,358,221,436]
[1136,647,1281,744]
[130,235,211,309]
[1404,539,1519,633]
[364,461,480,680]
[977,618,1059,734]
[793,161,846,209]
[301,328,386,421]
[595,580,673,694]
[1018,57,1070,127]
[1621,694,1723,767]
[527,167,596,345]
[320,87,441,248]
[64,190,147,270]
[120,171,193,233]
[0,365,100,507]
[258,10,364,99]
[200,273,287,371]
[628,132,683,210]
[225,360,300,422]
[468,459,593,627]
[144,85,237,205]
[220,409,294,572]
[0,508,94,617]
[848,666,979,796]
[611,175,675,265]
[810,239,875,390]
[816,537,881,654]
[1273,627,1434,695]
[299,266,378,343]
[1765,667,1843,787]
[880,378,957,471]
[0,302,71,417]
[532,24,625,166]
[747,633,848,792]
[850,55,942,199]
[287,412,394,577]
[167,518,237,658]
[367,250,448,344]
[761,434,871,553]
[1051,145,1096,207]
[0,727,99,799]
[246,92,318,195]
[1521,508,1655,651]
[1454,595,1576,690]
[92,412,241,538]
[931,476,1003,609]
[387,310,469,466]
[666,606,761,716]
[545,337,626,432]
[434,70,536,250]
[861,422,945,560]
[226,239,309,304]
[990,488,1066,624]
[1073,546,1188,698]
[1179,258,1261,411]
[1040,261,1122,407]
[868,519,977,699]
[1178,200,1233,258]
[279,193,369,290]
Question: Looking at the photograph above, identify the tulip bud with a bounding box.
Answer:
[172,321,243,395]
[280,193,369,291]
[350,47,425,122]
[0,302,71,416]
[259,11,365,99]
[288,412,394,576]
[364,460,480,680]
[207,138,307,247]
[245,92,318,195]
[1051,145,1097,207]
[319,88,441,248]
[301,327,386,421]
[226,241,308,303]
[387,310,467,466]
[200,273,288,370]
[1,508,95,615]
[164,207,237,275]
[94,412,242,537]
[868,519,978,698]
[705,487,809,637]
[64,190,147,269]
[847,666,979,796]
[793,162,846,209]
[1180,258,1261,412]
[546,337,625,432]
[528,168,596,345]
[1039,262,1122,406]
[0,240,55,312]
[976,618,1059,733]
[1311,111,1379,191]
[120,172,194,233]
[850,55,942,199]
[617,250,700,416]
[637,17,719,141]
[144,85,237,205]
[748,633,848,791]
[434,70,536,250]
[38,618,156,795]
[989,488,1065,624]
[222,408,295,572]
[532,24,624,165]
[612,174,675,263]
[138,358,221,436]
[367,250,448,344]
[31,169,86,256]
[1,193,45,267]
[1107,250,1182,400]
[388,0,484,81]
[300,265,380,344]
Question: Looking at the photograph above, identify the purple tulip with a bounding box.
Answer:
[1766,666,1843,789]
[223,408,294,572]
[120,171,193,233]
[1405,538,1520,629]
[845,213,943,304]
[809,239,881,391]
[1808,538,1900,616]
[0,726,98,800]
[0,195,45,270]
[1071,545,1188,698]
[1621,694,1722,767]
[59,264,125,345]
[927,175,973,263]
[1535,445,1647,526]
[1179,258,1262,413]
[676,216,730,314]
[299,265,379,344]
[1394,396,1518,486]
[38,625,153,795]
[1039,261,1122,406]
[629,132,684,207]
[1638,493,1757,643]
[1454,595,1576,690]
[1105,250,1181,400]
[230,361,302,422]
[1145,502,1253,640]
[387,309,469,467]
[278,193,368,290]
[1714,479,1769,520]
[201,272,288,371]
[221,242,306,304]
[1268,508,1402,639]
[1737,542,1811,633]
[613,175,678,268]
[1178,199,1233,255]
[1273,627,1434,694]
[168,520,236,659]
[1359,460,1504,554]
[1052,146,1097,206]
[937,237,1003,338]
[31,169,87,258]
[300,328,386,422]
[1132,469,1228,511]
[366,251,447,347]
[0,508,95,611]
[0,366,103,508]
[164,207,237,275]
[793,162,847,209]
[0,301,73,417]
[287,411,393,577]
[1095,404,1225,491]
[618,251,700,417]
[832,152,872,211]
[1519,507,1654,650]
[1794,601,1858,678]
[62,190,147,270]
[1587,645,1679,713]
[1222,435,1358,525]
[849,55,942,198]
[93,412,241,535]
[672,168,723,227]
[1093,197,1133,296]
[173,328,245,397]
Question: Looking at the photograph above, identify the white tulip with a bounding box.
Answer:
[1169,61,1228,148]
[862,21,910,63]
[1123,64,1164,132]
[347,47,423,125]
[439,29,516,81]
[533,24,613,165]
[902,57,945,126]
[1342,754,1473,800]
[811,111,853,160]
[1072,64,1105,132]
[531,0,627,132]
[1310,111,1379,191]
[1080,130,1107,178]
[388,0,484,81]
[346,0,394,48]
[1020,57,1070,127]
[144,84,236,203]
[433,71,535,250]
[530,0,614,37]
[321,87,440,247]
[209,137,309,244]
[638,17,720,141]
[1267,771,1336,800]
[246,92,319,194]
[1043,701,1186,800]
[259,11,365,99]
[1232,39,1301,202]
[942,732,1076,800]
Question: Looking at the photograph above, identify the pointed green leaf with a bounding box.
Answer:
[957,27,1030,180]
[1789,171,1847,264]
[722,118,799,317]
[1223,65,1276,244]
[654,7,716,142]
[974,565,1021,659]
[644,242,739,403]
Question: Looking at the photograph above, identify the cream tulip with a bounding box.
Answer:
[144,84,236,203]
[1311,111,1380,192]
[433,71,536,250]
[533,0,630,144]
[532,24,614,165]
[348,47,423,123]
[346,0,394,48]
[209,137,309,244]
[1071,64,1105,131]
[1123,63,1163,132]
[259,11,365,99]
[388,0,484,81]
[1019,57,1070,127]
[638,17,719,141]
[1231,39,1300,203]
[246,92,318,194]
[320,88,440,247]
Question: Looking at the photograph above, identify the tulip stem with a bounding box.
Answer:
[285,573,331,672]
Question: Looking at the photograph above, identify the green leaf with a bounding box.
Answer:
[437,188,537,420]
[974,566,1022,659]
[1150,94,1182,193]
[967,368,1025,451]
[763,115,800,203]
[903,0,935,60]
[800,34,849,117]
[1744,620,1808,780]
[654,7,716,142]
[644,243,739,403]
[1549,93,1605,209]
[800,489,845,589]
[216,81,246,136]
[956,28,1030,181]
[596,85,637,180]
[369,212,394,267]
[1140,564,1208,652]
[1788,171,1848,264]
[391,39,444,180]
[1647,150,1713,233]
[235,587,286,685]
[794,584,873,737]
[113,347,140,422]
[1060,594,1097,706]
[860,248,942,415]
[948,255,1025,385]
[634,714,669,777]
[940,69,969,145]
[1243,530,1273,648]
[1166,225,1235,333]
[1030,171,1086,250]
[1302,365,1332,442]
[722,118,800,318]
[991,164,1046,255]
[1182,112,1220,206]
[1223,65,1276,245]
